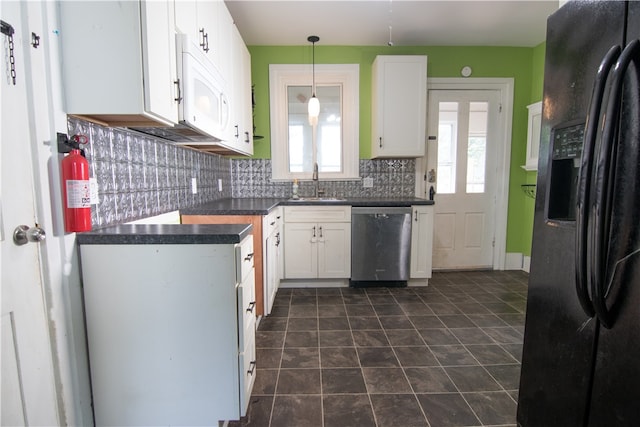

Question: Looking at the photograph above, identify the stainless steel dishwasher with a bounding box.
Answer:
[350,206,412,284]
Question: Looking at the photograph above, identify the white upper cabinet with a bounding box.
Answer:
[523,101,542,171]
[174,0,231,76]
[230,24,254,156]
[371,55,428,158]
[59,1,179,127]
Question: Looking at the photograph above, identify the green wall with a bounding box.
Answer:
[249,44,544,258]
[520,42,546,257]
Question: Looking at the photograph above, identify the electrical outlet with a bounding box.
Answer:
[363,177,374,188]
[89,177,99,204]
[218,179,223,192]
[191,177,197,194]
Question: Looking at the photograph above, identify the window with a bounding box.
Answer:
[269,64,359,180]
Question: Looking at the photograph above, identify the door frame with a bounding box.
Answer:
[418,78,513,270]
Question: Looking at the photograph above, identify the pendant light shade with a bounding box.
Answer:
[307,35,320,125]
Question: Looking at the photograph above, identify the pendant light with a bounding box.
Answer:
[307,35,320,125]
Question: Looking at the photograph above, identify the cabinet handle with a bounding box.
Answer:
[270,220,276,226]
[414,211,418,222]
[244,252,254,262]
[235,125,239,138]
[379,137,383,148]
[246,301,256,313]
[275,232,280,246]
[244,131,250,143]
[174,79,182,103]
[319,226,323,238]
[199,28,209,52]
[247,360,256,376]
[312,226,316,238]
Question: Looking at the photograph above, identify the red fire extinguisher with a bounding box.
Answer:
[62,135,92,232]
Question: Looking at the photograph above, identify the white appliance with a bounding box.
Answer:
[131,35,230,143]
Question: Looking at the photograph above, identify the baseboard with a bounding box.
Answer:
[523,256,531,273]
[505,252,524,270]
[279,279,349,288]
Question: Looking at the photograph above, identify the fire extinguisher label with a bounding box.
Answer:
[66,180,91,208]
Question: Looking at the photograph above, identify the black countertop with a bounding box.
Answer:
[76,223,253,245]
[180,197,434,216]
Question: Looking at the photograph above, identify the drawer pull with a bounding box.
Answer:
[247,361,256,376]
[244,252,254,262]
[246,301,256,313]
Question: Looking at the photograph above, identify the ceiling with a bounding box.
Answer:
[224,0,560,47]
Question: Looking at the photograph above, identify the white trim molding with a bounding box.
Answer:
[425,78,514,271]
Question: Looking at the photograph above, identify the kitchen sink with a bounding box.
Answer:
[288,197,346,202]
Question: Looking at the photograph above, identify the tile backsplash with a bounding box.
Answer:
[231,158,416,198]
[68,117,231,228]
[69,117,416,228]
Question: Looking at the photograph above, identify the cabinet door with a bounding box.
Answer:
[284,223,317,278]
[141,0,179,124]
[410,205,434,279]
[523,101,542,171]
[372,56,427,158]
[230,24,253,155]
[264,229,279,315]
[317,222,351,278]
[174,0,197,40]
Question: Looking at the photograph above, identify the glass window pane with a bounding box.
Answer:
[287,85,342,174]
[437,102,458,194]
[287,85,313,173]
[466,102,488,193]
[317,85,342,173]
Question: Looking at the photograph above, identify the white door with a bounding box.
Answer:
[1,1,59,424]
[426,90,501,269]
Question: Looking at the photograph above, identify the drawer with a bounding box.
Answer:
[238,335,256,417]
[263,207,282,236]
[237,272,256,350]
[284,205,351,223]
[236,235,254,282]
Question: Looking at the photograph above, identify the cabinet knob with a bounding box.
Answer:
[244,252,254,262]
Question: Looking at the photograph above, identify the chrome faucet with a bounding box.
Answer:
[312,162,323,198]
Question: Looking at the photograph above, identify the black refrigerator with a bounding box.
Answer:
[518,1,640,426]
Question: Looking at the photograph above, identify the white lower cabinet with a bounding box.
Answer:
[263,207,282,315]
[79,236,256,425]
[283,206,351,279]
[410,205,434,279]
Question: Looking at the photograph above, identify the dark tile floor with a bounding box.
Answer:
[231,270,528,427]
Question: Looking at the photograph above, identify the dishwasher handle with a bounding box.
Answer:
[351,206,412,216]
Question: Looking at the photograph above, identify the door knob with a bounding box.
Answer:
[13,224,46,246]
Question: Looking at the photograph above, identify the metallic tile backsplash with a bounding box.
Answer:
[69,117,416,228]
[68,117,232,228]
[231,158,416,198]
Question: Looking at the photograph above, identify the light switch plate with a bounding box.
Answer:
[363,177,374,188]
[218,179,223,192]
[191,178,197,194]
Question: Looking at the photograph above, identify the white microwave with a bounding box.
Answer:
[128,35,231,143]
[177,34,230,141]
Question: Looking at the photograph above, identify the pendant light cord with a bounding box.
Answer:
[308,35,319,97]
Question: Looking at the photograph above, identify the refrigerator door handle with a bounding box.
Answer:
[575,45,621,318]
[591,39,640,329]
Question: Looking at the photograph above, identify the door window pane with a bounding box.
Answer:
[466,102,488,193]
[437,102,458,194]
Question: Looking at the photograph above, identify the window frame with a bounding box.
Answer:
[269,63,360,181]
